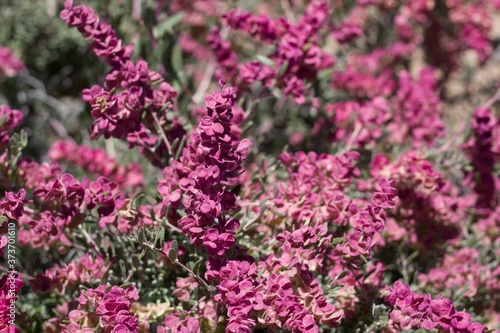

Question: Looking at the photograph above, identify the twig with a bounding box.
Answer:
[78,224,101,254]
[152,112,173,156]
[124,267,136,284]
[214,302,221,328]
[174,259,214,296]
[21,72,67,111]
[190,26,229,106]
[482,88,500,109]
[434,120,466,155]
[71,243,87,251]
[50,119,72,140]
[340,122,362,154]
[400,252,409,284]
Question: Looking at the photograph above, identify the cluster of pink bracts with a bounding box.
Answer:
[61,0,184,167]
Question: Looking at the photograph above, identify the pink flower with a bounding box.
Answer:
[75,285,139,333]
[0,46,23,77]
[0,105,23,149]
[0,189,30,220]
[203,228,235,256]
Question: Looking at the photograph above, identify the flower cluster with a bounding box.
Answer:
[61,0,184,166]
[335,178,398,266]
[385,281,486,332]
[269,151,360,228]
[316,98,391,148]
[160,81,251,259]
[0,189,29,221]
[62,285,140,333]
[418,247,500,300]
[474,205,500,243]
[16,159,61,190]
[169,0,218,27]
[220,0,333,104]
[12,170,132,252]
[370,150,473,249]
[161,312,201,333]
[48,140,143,189]
[32,254,109,294]
[0,105,23,150]
[208,259,341,333]
[332,45,405,99]
[328,65,445,149]
[462,107,500,210]
[389,67,445,148]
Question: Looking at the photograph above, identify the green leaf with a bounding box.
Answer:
[362,267,377,281]
[132,255,141,269]
[165,11,185,29]
[406,250,420,262]
[9,130,28,167]
[158,226,166,246]
[270,209,286,217]
[335,270,349,281]
[101,270,109,284]
[142,5,157,27]
[120,282,132,288]
[317,67,334,81]
[174,134,187,160]
[149,207,156,223]
[192,259,203,275]
[168,239,178,262]
[230,184,242,196]
[257,267,265,279]
[213,320,226,333]
[171,44,185,84]
[119,259,126,279]
[326,284,342,297]
[132,193,145,210]
[20,129,28,147]
[277,62,289,77]
[200,318,211,333]
[256,54,276,67]
[153,12,185,38]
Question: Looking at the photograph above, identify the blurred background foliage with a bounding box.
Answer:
[0,0,105,158]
